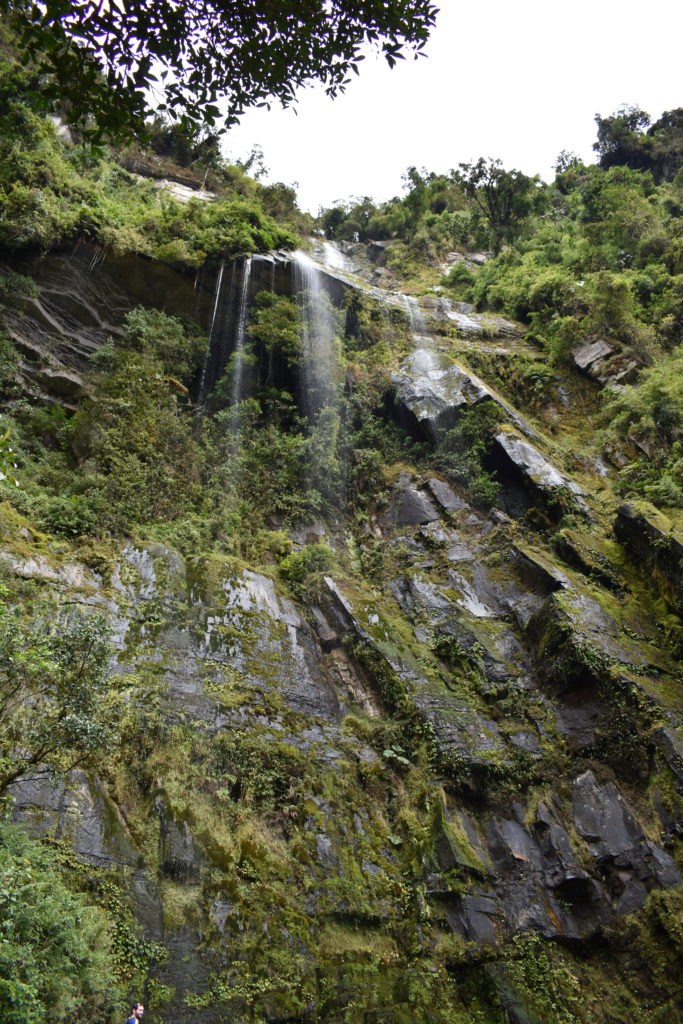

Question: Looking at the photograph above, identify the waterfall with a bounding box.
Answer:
[197,260,225,406]
[439,297,481,335]
[231,256,253,407]
[292,251,340,420]
[320,241,349,272]
[401,293,427,337]
[292,250,345,513]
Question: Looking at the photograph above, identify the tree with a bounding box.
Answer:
[647,107,683,183]
[0,604,124,793]
[593,105,653,174]
[1,0,437,140]
[0,819,122,1024]
[453,158,539,253]
[593,105,683,184]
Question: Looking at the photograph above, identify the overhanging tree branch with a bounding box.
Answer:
[1,0,438,140]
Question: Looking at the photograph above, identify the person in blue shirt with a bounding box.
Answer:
[125,1002,144,1024]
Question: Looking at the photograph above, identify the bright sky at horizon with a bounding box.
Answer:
[223,0,682,215]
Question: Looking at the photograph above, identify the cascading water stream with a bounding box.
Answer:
[401,293,427,338]
[320,241,349,272]
[292,250,346,512]
[292,251,340,420]
[231,256,252,407]
[197,260,225,406]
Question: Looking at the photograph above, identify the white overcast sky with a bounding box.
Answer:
[224,0,682,214]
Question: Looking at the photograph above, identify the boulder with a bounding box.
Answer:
[380,475,440,528]
[572,338,639,385]
[572,771,680,904]
[427,477,468,513]
[391,348,533,441]
[492,432,589,519]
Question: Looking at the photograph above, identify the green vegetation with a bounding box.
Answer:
[0,32,301,263]
[0,600,125,793]
[320,107,683,509]
[0,34,682,1024]
[0,819,123,1023]
[1,0,437,139]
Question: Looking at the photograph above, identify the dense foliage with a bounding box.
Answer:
[320,110,683,507]
[0,33,302,263]
[0,601,123,792]
[1,0,437,139]
[0,820,121,1024]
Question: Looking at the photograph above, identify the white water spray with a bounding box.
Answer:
[292,251,340,420]
[231,256,252,406]
[320,241,349,272]
[400,293,427,337]
[197,260,225,405]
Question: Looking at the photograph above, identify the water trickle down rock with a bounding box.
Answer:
[392,346,535,441]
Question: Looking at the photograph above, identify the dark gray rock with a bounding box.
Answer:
[573,771,680,896]
[614,502,683,615]
[447,888,503,943]
[391,347,533,441]
[321,575,513,773]
[511,544,571,595]
[380,476,440,528]
[492,432,589,519]
[427,477,468,513]
[11,770,140,869]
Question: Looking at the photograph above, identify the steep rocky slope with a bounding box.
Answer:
[2,240,682,1024]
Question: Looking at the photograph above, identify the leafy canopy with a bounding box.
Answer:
[2,0,438,139]
[0,603,123,793]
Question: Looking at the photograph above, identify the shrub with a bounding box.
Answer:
[0,820,122,1024]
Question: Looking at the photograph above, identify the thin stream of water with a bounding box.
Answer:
[231,256,253,407]
[197,260,225,405]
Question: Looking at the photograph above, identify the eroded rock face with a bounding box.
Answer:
[492,432,589,518]
[4,244,683,1024]
[614,502,683,615]
[107,544,344,727]
[7,503,683,1022]
[391,347,534,441]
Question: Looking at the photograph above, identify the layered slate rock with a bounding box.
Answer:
[391,347,533,440]
[109,544,344,727]
[427,476,469,513]
[320,574,516,775]
[572,771,680,912]
[572,337,639,385]
[492,431,590,518]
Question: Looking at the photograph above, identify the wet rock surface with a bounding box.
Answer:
[614,502,683,614]
[392,347,534,440]
[492,431,589,518]
[3,242,683,1023]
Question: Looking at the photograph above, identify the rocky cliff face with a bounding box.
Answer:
[3,241,682,1024]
